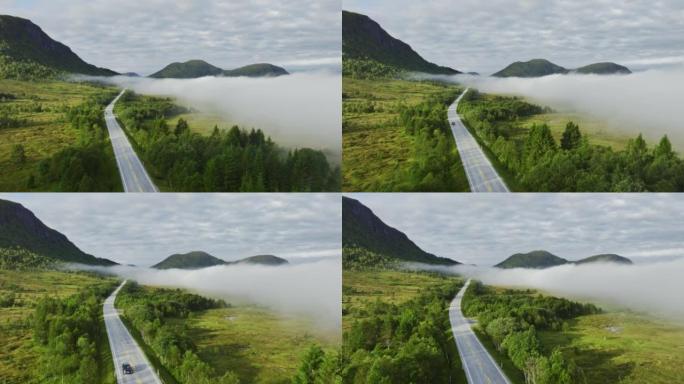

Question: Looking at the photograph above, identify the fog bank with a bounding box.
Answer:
[78,258,341,331]
[417,68,684,149]
[98,72,341,158]
[411,260,684,321]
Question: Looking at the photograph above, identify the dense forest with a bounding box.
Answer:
[459,91,684,191]
[32,281,117,384]
[115,91,340,192]
[462,282,600,384]
[115,282,240,384]
[0,247,55,270]
[342,58,401,80]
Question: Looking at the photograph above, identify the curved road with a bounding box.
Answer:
[450,279,511,384]
[448,89,509,192]
[104,281,162,384]
[105,90,158,192]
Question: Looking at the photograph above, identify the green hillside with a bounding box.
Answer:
[575,254,633,265]
[152,251,225,269]
[0,199,116,266]
[0,14,117,78]
[492,59,568,78]
[342,196,459,265]
[342,10,460,75]
[575,62,631,74]
[149,60,288,78]
[230,254,289,265]
[495,250,568,269]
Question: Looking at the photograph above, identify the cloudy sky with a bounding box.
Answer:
[350,193,684,266]
[0,0,340,74]
[344,0,684,74]
[2,193,341,266]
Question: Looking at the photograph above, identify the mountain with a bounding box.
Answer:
[0,199,116,265]
[574,62,631,75]
[495,250,633,268]
[493,59,568,78]
[575,254,633,265]
[152,251,289,269]
[149,60,288,78]
[152,251,226,269]
[342,196,459,265]
[342,11,460,75]
[229,254,289,266]
[0,14,117,76]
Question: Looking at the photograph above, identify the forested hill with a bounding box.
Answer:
[342,10,460,75]
[0,199,116,265]
[0,14,117,77]
[152,251,289,269]
[574,62,631,74]
[493,59,632,77]
[495,250,633,268]
[342,196,460,265]
[149,60,289,78]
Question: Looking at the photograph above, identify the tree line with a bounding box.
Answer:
[462,282,601,384]
[115,91,340,191]
[459,91,684,191]
[116,282,240,384]
[342,58,401,80]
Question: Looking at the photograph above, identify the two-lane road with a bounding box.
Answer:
[104,281,162,384]
[105,91,158,192]
[450,279,511,384]
[448,89,509,192]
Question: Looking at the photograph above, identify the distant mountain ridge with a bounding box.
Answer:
[149,60,289,79]
[0,199,116,265]
[495,250,633,269]
[493,59,631,77]
[0,14,117,76]
[152,251,289,269]
[342,10,460,75]
[342,197,459,265]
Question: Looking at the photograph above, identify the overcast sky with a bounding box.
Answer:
[350,193,684,266]
[0,0,340,74]
[344,0,684,74]
[2,193,340,266]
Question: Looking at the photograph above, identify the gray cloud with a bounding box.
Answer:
[2,193,341,266]
[344,0,684,74]
[1,0,340,74]
[349,193,684,266]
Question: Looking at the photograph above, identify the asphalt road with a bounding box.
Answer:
[105,90,158,192]
[450,279,511,384]
[104,281,162,384]
[448,89,510,192]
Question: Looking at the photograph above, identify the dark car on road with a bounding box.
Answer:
[122,363,134,375]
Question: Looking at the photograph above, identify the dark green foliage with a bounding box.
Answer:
[342,11,460,75]
[462,282,600,383]
[342,58,401,79]
[116,92,339,191]
[116,282,235,384]
[0,15,117,77]
[459,91,684,191]
[0,199,117,265]
[0,247,55,270]
[343,247,398,271]
[292,344,341,384]
[32,282,118,383]
[575,62,631,75]
[493,59,568,78]
[495,251,568,269]
[152,251,226,269]
[342,197,460,265]
[150,60,288,79]
[340,280,463,383]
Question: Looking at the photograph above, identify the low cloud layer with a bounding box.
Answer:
[414,260,684,322]
[104,73,341,156]
[80,258,341,331]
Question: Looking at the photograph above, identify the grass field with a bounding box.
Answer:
[177,305,340,384]
[0,79,121,191]
[166,112,237,136]
[342,78,468,191]
[0,269,117,384]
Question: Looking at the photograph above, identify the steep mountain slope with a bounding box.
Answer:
[575,254,633,265]
[574,62,631,75]
[0,199,116,265]
[149,60,288,78]
[152,251,226,269]
[0,14,117,76]
[342,10,460,75]
[493,59,568,78]
[342,196,459,265]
